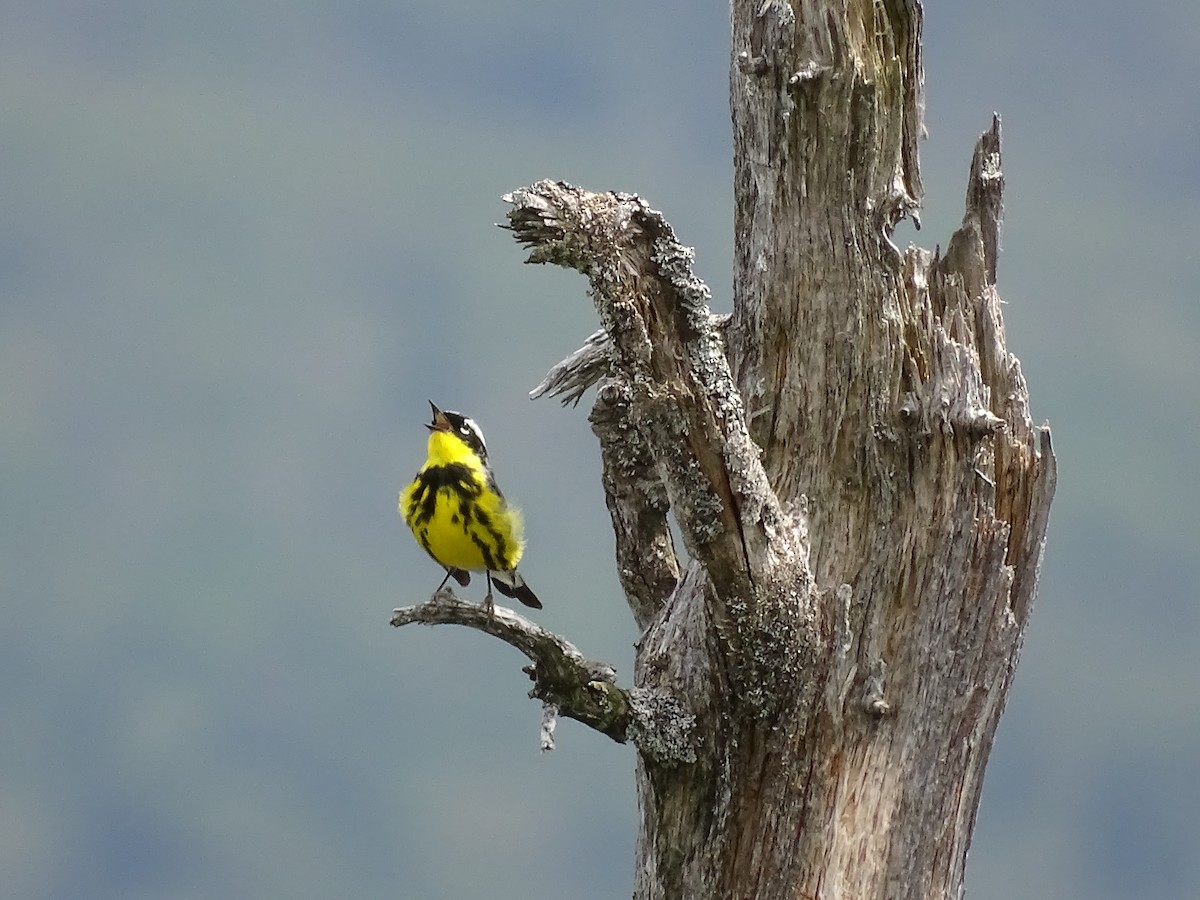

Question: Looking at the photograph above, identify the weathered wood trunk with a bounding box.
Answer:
[624,1,1056,897]
[396,2,1055,898]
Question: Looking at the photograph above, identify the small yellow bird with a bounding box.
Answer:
[399,401,541,611]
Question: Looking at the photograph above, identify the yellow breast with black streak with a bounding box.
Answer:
[400,429,525,574]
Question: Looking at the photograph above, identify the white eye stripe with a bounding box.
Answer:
[460,418,487,452]
[445,413,489,459]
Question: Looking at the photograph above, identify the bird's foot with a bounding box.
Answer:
[482,592,495,619]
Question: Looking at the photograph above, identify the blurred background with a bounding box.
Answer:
[2,1,1197,898]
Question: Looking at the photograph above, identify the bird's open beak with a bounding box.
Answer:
[425,400,450,432]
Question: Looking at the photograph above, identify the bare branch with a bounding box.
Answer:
[504,181,806,625]
[390,590,697,761]
[391,590,627,742]
[529,327,609,407]
[530,314,733,407]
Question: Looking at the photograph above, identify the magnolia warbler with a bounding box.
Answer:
[400,401,541,611]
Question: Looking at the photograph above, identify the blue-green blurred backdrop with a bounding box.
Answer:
[2,2,1197,898]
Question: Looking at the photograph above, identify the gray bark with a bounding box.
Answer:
[392,1,1055,897]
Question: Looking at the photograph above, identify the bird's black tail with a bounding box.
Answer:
[491,569,541,609]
